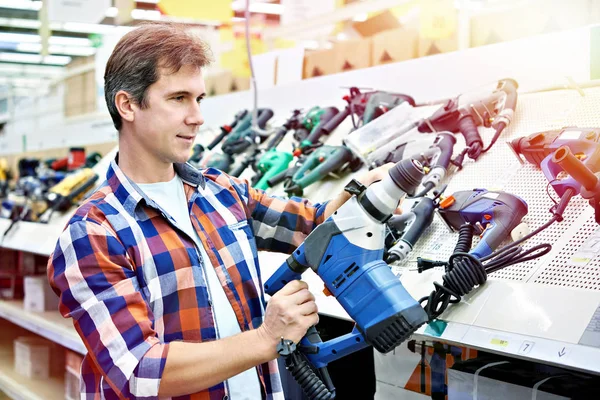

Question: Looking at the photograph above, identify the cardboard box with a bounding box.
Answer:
[333,39,372,73]
[231,76,250,92]
[14,336,51,379]
[205,70,234,96]
[24,275,59,312]
[64,56,96,117]
[470,0,591,48]
[371,27,418,66]
[303,48,336,79]
[418,32,459,58]
[352,10,401,37]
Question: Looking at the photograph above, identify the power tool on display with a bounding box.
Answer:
[282,145,363,197]
[200,109,273,173]
[265,170,556,399]
[371,132,457,198]
[248,110,304,189]
[1,168,98,240]
[220,108,274,155]
[293,106,342,155]
[228,110,301,184]
[509,127,600,222]
[265,158,429,399]
[418,78,518,163]
[384,196,438,265]
[266,106,356,191]
[332,87,416,131]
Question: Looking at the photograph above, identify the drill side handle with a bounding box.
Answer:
[264,243,309,295]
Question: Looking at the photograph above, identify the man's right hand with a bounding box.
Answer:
[258,280,319,355]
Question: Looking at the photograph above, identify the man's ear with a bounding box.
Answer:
[115,90,136,123]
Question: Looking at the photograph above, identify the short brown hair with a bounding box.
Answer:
[104,22,212,130]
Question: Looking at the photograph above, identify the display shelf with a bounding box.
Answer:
[0,145,117,257]
[0,300,85,355]
[0,330,65,400]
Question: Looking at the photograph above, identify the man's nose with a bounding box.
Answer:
[186,102,204,126]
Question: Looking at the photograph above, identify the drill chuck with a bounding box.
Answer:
[389,159,424,194]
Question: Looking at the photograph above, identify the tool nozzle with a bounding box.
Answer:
[552,145,598,191]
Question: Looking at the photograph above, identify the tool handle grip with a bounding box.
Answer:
[499,78,519,112]
[267,165,298,187]
[266,126,288,150]
[458,115,483,160]
[207,129,229,150]
[254,108,274,129]
[552,145,599,191]
[230,158,253,177]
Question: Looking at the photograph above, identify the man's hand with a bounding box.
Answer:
[324,163,401,219]
[258,280,319,356]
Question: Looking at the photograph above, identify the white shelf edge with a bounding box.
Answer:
[0,300,86,355]
[412,322,600,376]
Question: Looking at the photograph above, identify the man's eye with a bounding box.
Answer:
[196,98,203,104]
[174,96,185,101]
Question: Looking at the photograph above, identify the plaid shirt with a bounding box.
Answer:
[48,158,328,400]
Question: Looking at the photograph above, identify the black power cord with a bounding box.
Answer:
[418,188,575,321]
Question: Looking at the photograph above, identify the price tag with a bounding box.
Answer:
[570,226,600,266]
[490,337,509,347]
[518,341,535,355]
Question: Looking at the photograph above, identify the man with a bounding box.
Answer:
[48,22,393,400]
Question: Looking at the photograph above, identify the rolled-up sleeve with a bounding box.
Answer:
[47,218,169,399]
[227,176,329,253]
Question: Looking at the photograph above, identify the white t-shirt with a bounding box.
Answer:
[138,174,262,400]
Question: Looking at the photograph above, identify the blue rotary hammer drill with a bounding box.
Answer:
[264,158,428,399]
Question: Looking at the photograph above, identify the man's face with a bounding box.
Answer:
[131,64,206,165]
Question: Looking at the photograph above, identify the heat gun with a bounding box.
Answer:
[264,158,429,399]
[418,78,518,161]
[436,189,528,259]
[509,127,600,220]
[283,145,363,197]
[552,145,600,223]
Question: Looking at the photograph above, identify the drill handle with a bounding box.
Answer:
[471,199,526,259]
[264,243,309,295]
[267,164,299,187]
[458,115,483,160]
[207,128,230,150]
[229,157,254,178]
[265,126,289,150]
[431,133,457,169]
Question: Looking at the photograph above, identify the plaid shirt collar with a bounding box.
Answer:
[106,154,206,215]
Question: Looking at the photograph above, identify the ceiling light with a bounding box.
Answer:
[0,18,134,35]
[0,53,72,65]
[0,32,92,47]
[0,0,42,11]
[16,43,96,57]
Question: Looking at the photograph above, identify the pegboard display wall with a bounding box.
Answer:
[393,85,600,292]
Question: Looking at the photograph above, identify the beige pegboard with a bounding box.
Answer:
[394,85,600,290]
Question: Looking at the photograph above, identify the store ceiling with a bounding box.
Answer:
[0,0,281,88]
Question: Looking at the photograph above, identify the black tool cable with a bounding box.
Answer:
[419,188,575,321]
